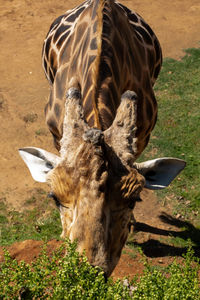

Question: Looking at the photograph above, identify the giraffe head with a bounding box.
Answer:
[19,88,185,277]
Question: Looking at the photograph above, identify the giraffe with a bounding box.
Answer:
[19,0,186,277]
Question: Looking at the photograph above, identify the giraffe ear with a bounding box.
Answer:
[19,147,60,182]
[135,158,186,190]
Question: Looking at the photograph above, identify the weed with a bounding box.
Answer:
[35,128,48,136]
[0,240,199,299]
[24,196,37,206]
[127,250,138,260]
[23,113,38,123]
[0,198,7,212]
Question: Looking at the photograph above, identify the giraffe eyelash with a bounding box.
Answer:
[48,192,69,209]
[48,192,60,207]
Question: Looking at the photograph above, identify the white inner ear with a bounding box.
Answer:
[19,147,60,183]
[135,158,186,190]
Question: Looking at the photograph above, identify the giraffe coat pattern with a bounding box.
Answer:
[19,0,186,277]
[42,0,162,157]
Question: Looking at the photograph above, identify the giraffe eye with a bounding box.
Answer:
[128,197,141,209]
[128,202,135,209]
[48,192,69,209]
[48,192,60,208]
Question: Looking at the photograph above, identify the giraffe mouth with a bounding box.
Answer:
[91,265,108,282]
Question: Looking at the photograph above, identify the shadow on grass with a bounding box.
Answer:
[130,212,200,258]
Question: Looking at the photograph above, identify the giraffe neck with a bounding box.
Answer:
[42,0,162,157]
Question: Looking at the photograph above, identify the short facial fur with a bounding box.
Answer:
[49,134,145,276]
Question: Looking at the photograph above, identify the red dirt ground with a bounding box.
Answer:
[0,0,200,279]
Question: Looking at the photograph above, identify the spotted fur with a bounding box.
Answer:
[42,0,162,157]
[41,0,162,276]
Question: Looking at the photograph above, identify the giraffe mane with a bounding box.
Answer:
[91,0,111,129]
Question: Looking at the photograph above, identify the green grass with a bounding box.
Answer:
[141,48,200,223]
[0,240,199,299]
[0,190,62,246]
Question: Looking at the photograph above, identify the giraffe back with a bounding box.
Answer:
[42,0,162,157]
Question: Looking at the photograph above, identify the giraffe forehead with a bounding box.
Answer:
[49,144,108,204]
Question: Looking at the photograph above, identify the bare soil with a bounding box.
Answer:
[0,0,200,279]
